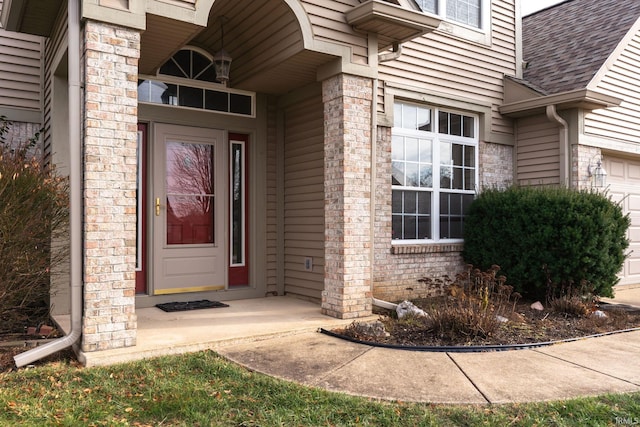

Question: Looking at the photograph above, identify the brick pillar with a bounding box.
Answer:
[82,21,139,351]
[573,145,601,190]
[322,74,373,319]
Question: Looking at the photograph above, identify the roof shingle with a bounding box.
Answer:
[523,0,640,94]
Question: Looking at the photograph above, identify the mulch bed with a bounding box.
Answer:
[0,326,78,373]
[334,298,640,348]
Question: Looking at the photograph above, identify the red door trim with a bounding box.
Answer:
[135,123,147,294]
[228,133,249,286]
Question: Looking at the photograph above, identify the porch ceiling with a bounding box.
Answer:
[1,0,64,36]
[141,0,335,95]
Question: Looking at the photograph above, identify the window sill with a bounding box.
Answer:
[391,243,464,254]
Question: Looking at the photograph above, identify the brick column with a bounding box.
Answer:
[322,74,373,319]
[82,21,139,351]
[573,145,601,190]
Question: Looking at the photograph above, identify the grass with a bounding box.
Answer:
[0,351,639,426]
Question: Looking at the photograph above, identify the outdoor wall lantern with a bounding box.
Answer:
[588,154,607,188]
[214,17,232,86]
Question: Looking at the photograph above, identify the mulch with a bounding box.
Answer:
[336,298,640,348]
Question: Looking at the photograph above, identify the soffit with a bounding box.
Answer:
[142,0,333,95]
[1,0,63,36]
[139,14,202,75]
[346,0,441,51]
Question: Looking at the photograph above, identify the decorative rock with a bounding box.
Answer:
[349,321,390,339]
[591,310,607,319]
[396,300,429,319]
[531,301,544,311]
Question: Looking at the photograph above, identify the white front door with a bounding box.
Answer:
[152,124,226,294]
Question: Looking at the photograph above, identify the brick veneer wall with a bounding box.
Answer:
[480,141,513,190]
[373,130,514,302]
[82,21,139,351]
[573,145,601,190]
[321,74,373,319]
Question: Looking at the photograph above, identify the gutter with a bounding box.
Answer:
[14,0,82,368]
[545,105,570,187]
[378,42,402,63]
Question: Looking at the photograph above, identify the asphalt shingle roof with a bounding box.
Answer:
[523,0,640,95]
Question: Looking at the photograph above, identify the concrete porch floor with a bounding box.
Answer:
[52,286,640,369]
[55,296,376,367]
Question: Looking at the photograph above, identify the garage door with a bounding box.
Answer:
[605,155,640,287]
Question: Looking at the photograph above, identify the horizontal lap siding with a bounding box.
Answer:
[516,114,560,186]
[301,0,368,64]
[42,3,67,166]
[586,33,640,144]
[266,99,279,295]
[0,29,43,110]
[283,94,325,299]
[379,0,516,137]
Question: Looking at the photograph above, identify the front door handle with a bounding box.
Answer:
[155,198,161,216]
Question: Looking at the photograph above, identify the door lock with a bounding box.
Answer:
[155,197,161,216]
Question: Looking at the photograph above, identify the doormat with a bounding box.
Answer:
[155,299,229,312]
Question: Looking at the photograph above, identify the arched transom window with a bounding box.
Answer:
[158,47,219,83]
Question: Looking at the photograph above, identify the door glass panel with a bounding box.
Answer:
[231,142,244,265]
[166,141,214,245]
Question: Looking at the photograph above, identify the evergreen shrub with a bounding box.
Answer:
[462,186,629,300]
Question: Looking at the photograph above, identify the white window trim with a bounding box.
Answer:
[392,103,479,244]
[229,139,246,268]
[417,0,492,45]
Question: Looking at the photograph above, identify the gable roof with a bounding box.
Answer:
[523,0,640,95]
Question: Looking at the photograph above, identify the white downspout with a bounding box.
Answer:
[546,104,570,187]
[15,0,82,368]
[371,40,402,311]
[378,42,402,63]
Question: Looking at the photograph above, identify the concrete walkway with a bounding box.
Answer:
[218,286,640,404]
[218,329,640,404]
[58,287,640,404]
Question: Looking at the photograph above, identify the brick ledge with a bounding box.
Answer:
[391,243,464,254]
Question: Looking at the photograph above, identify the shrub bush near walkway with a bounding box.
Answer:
[463,186,630,301]
[0,116,69,334]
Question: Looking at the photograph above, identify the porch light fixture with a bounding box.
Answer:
[214,17,232,86]
[588,154,607,188]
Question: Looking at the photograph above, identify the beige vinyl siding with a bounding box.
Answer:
[515,114,560,186]
[41,2,68,166]
[0,29,43,111]
[301,0,368,64]
[379,0,516,137]
[586,31,640,145]
[282,92,324,300]
[265,98,279,295]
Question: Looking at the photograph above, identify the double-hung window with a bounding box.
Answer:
[415,0,482,29]
[392,102,477,243]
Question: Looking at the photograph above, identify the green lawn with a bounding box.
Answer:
[1,350,639,426]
